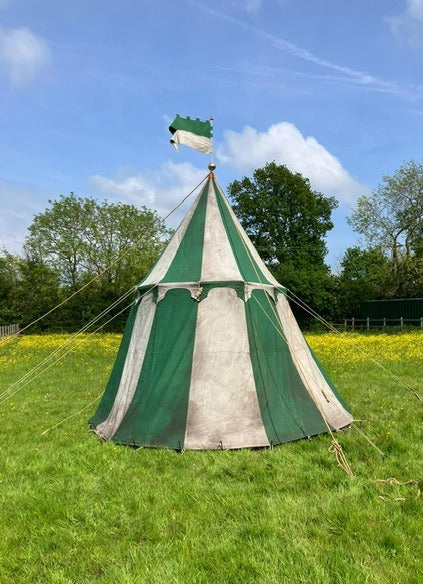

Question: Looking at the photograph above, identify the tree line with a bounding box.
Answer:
[229,160,422,326]
[0,196,171,331]
[0,160,421,331]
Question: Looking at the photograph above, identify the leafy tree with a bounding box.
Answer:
[25,194,170,291]
[335,247,391,317]
[14,258,62,331]
[228,162,338,322]
[17,194,171,331]
[339,246,389,281]
[348,160,423,285]
[0,252,61,329]
[0,252,20,325]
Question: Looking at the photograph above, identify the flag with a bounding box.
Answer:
[169,115,212,154]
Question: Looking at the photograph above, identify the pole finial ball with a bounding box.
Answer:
[208,162,216,171]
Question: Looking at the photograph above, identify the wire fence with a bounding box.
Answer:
[0,324,20,337]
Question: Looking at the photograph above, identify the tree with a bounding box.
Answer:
[21,194,171,331]
[339,247,388,281]
[335,247,391,317]
[25,194,170,292]
[0,252,21,325]
[25,194,94,288]
[228,162,338,322]
[14,258,62,331]
[348,160,423,284]
[0,252,61,329]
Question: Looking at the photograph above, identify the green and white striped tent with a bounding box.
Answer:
[90,173,353,449]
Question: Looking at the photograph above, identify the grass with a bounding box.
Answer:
[0,331,422,583]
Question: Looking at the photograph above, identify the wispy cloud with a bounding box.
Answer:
[243,0,261,13]
[387,0,423,48]
[217,61,419,99]
[215,0,262,14]
[0,26,50,86]
[190,0,419,98]
[90,162,207,226]
[217,122,368,204]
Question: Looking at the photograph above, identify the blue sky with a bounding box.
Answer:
[1,0,422,268]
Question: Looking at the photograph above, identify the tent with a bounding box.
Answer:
[89,170,353,449]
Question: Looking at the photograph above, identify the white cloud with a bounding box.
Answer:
[387,0,423,48]
[0,26,50,86]
[0,181,45,253]
[217,122,366,204]
[244,0,261,13]
[90,161,207,226]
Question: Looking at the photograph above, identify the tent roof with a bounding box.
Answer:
[139,175,281,289]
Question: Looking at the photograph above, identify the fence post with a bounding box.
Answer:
[400,316,403,330]
[421,317,423,329]
[383,317,386,329]
[344,318,347,332]
[366,317,370,331]
[352,317,355,332]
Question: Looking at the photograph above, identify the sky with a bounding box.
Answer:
[1,0,422,269]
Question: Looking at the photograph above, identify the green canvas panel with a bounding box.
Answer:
[112,289,197,449]
[197,281,245,301]
[161,182,208,283]
[169,115,212,138]
[136,231,172,285]
[212,181,271,285]
[89,301,138,427]
[307,342,351,413]
[246,290,327,444]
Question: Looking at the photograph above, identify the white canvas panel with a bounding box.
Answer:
[201,180,242,281]
[276,295,353,429]
[244,282,276,302]
[184,287,270,449]
[95,291,156,439]
[141,190,203,286]
[215,182,280,287]
[170,130,212,154]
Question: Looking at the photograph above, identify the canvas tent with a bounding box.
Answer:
[90,171,353,449]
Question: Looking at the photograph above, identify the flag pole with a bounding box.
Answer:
[210,115,214,165]
[208,116,216,176]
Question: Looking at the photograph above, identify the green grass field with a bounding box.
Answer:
[0,332,422,584]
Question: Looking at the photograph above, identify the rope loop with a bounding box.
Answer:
[329,439,355,479]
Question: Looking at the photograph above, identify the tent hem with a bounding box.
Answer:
[89,423,353,450]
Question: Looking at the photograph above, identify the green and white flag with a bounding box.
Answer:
[169,115,212,154]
